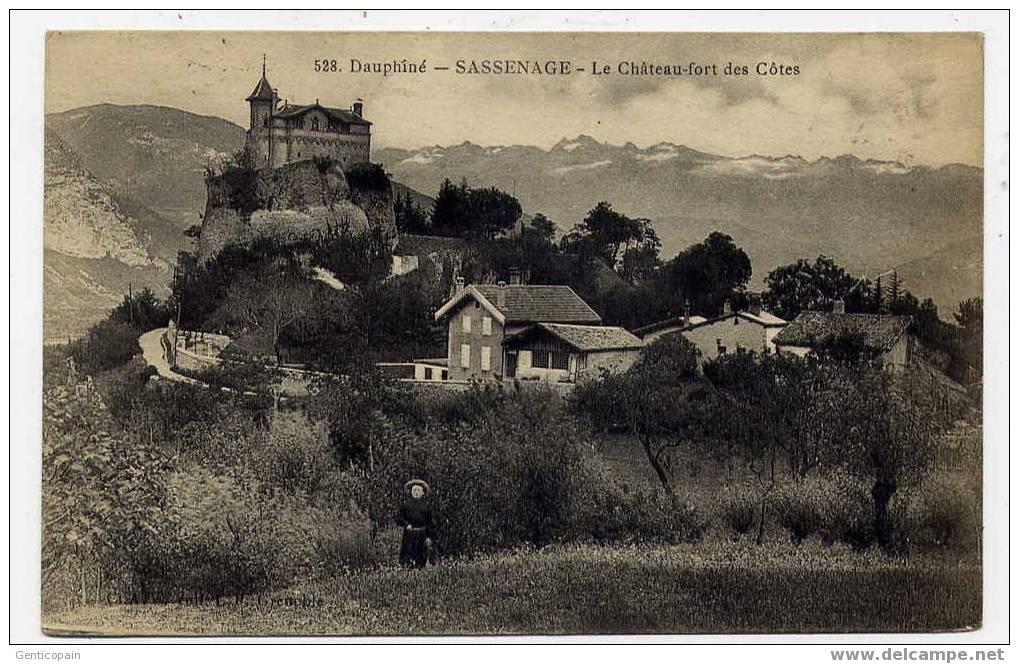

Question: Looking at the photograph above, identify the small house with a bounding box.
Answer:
[502,323,644,383]
[633,302,787,362]
[772,302,915,369]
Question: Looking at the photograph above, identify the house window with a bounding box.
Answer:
[311,117,320,131]
[532,350,549,368]
[716,338,727,355]
[481,346,491,371]
[550,351,570,370]
[460,344,471,369]
[482,316,492,336]
[424,367,433,380]
[462,315,472,334]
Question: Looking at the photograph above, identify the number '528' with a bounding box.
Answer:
[315,59,338,72]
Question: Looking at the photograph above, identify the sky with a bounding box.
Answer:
[45,31,983,166]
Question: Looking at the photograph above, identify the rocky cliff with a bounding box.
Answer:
[197,159,397,261]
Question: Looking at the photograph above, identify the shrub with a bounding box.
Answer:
[344,162,389,191]
[774,483,823,545]
[901,474,978,551]
[720,487,758,537]
[69,320,142,374]
[815,471,875,550]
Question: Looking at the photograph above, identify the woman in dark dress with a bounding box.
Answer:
[397,479,434,568]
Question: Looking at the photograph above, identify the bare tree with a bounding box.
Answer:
[223,259,315,365]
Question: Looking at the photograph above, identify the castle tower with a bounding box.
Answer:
[246,56,277,131]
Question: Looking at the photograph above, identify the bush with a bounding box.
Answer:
[69,320,142,375]
[901,474,978,551]
[344,162,389,191]
[720,487,758,537]
[774,483,823,545]
[816,471,875,550]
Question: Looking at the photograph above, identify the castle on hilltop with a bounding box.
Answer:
[244,59,372,169]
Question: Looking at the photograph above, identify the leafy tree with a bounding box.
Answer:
[468,186,522,239]
[659,232,752,316]
[572,335,713,502]
[526,213,556,244]
[108,288,171,331]
[220,257,316,365]
[562,202,651,269]
[762,255,869,320]
[837,367,962,550]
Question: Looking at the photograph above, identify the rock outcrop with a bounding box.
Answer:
[197,159,397,261]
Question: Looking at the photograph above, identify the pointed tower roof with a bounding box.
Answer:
[246,57,275,102]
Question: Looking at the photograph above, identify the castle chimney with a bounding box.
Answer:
[497,281,507,308]
[833,299,846,314]
[508,267,522,285]
[352,98,364,117]
[722,300,732,316]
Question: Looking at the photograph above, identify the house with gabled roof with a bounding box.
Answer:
[433,276,640,382]
[633,301,787,362]
[773,301,915,369]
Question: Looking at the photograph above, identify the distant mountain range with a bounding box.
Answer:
[43,104,982,338]
[376,136,982,313]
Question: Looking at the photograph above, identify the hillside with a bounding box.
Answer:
[46,104,247,231]
[376,137,982,312]
[44,126,177,340]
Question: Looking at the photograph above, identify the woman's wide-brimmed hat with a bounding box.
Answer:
[404,479,430,495]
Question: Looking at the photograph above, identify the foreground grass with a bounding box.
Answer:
[44,540,980,636]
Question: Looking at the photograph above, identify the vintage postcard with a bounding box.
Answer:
[36,26,988,638]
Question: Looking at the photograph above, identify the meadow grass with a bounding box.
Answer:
[43,539,980,636]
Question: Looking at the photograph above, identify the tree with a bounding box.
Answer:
[660,232,752,316]
[762,255,868,320]
[953,297,983,377]
[572,335,714,502]
[526,213,556,244]
[108,288,171,331]
[221,258,316,365]
[836,366,961,550]
[562,202,649,269]
[467,186,522,239]
[430,179,522,239]
[393,190,429,234]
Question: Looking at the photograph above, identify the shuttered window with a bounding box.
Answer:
[460,344,471,368]
[481,346,491,371]
[462,315,472,334]
[482,316,492,336]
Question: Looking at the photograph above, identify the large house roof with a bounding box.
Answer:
[434,284,602,325]
[246,75,276,102]
[272,102,372,126]
[633,310,786,338]
[772,312,912,352]
[504,323,644,352]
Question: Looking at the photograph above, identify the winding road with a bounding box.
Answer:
[138,328,200,385]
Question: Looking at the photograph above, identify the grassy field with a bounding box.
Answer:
[43,540,980,636]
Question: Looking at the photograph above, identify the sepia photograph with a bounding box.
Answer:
[10,12,1007,647]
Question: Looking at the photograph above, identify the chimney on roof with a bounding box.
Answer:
[497,281,507,308]
[722,300,732,316]
[508,267,522,285]
[352,98,364,117]
[749,299,762,316]
[833,299,846,314]
[449,276,465,299]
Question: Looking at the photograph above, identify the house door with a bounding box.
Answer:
[505,351,518,378]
